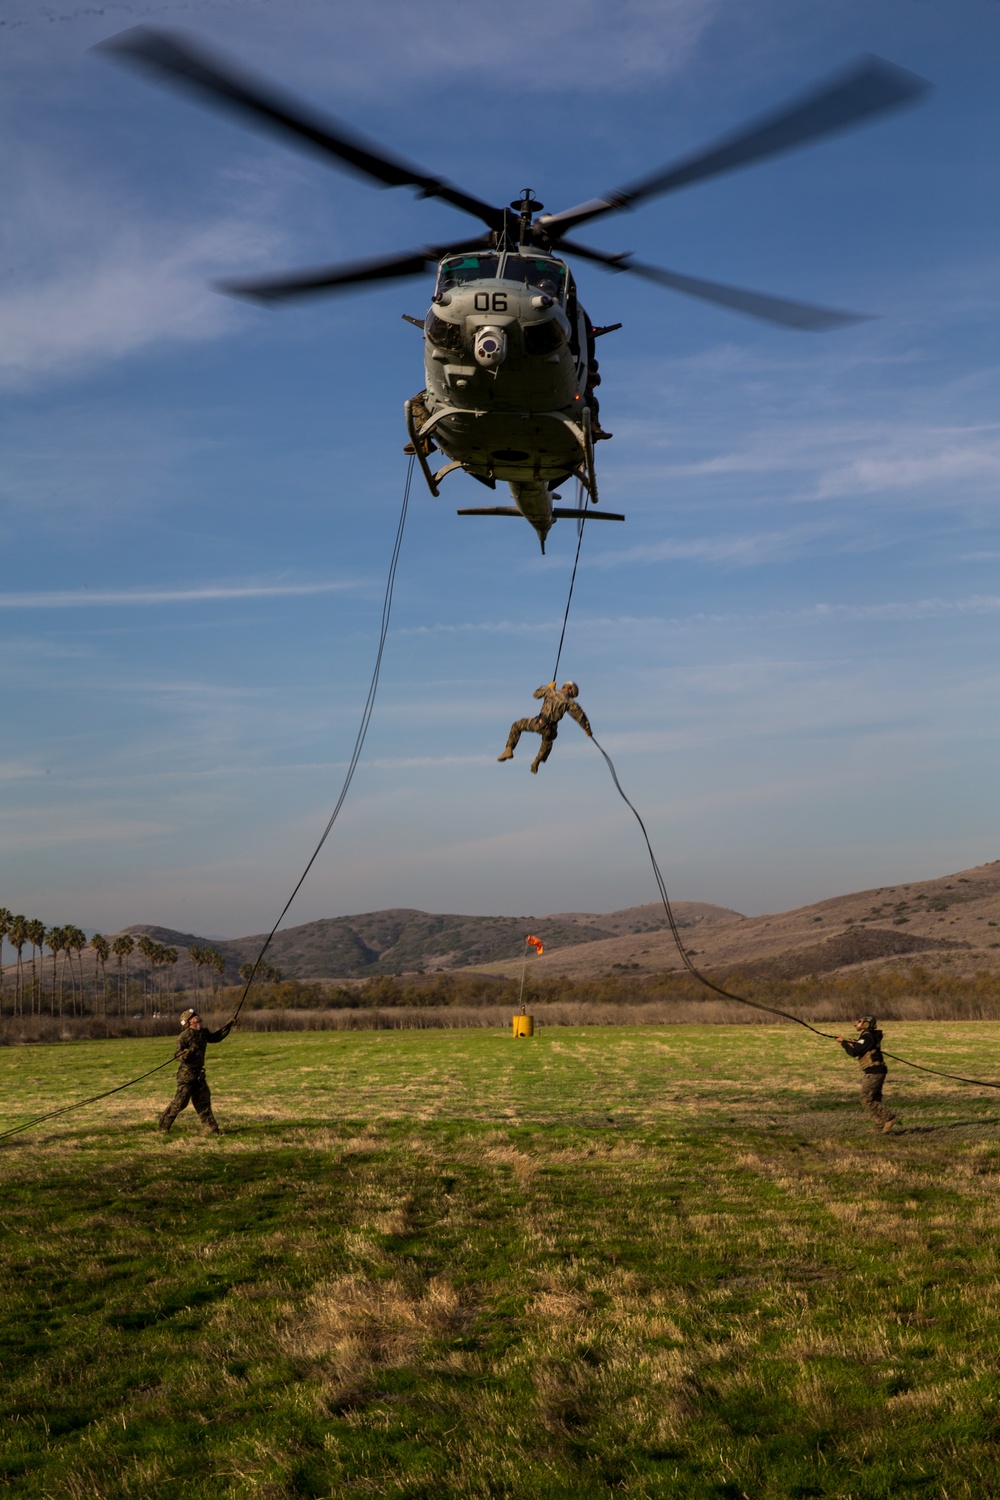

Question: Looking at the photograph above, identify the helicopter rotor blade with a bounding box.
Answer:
[95,27,505,232]
[560,239,869,331]
[220,238,487,303]
[541,55,929,238]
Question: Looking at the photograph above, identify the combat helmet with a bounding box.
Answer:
[180,1008,199,1027]
[855,1014,877,1031]
[561,681,579,698]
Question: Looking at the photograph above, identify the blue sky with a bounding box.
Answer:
[2,0,1000,940]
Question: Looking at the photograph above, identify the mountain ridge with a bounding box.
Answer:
[119,901,742,983]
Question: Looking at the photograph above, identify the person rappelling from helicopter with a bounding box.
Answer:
[498,681,592,774]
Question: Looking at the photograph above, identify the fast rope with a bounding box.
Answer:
[546,489,820,1032]
[0,458,415,1144]
[0,1056,177,1144]
[551,480,588,684]
[545,474,1000,1093]
[232,454,415,1020]
[590,733,1000,1089]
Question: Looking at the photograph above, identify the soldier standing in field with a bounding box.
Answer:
[838,1013,898,1133]
[498,681,593,774]
[158,1008,234,1136]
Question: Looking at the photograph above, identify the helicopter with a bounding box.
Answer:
[99,30,929,550]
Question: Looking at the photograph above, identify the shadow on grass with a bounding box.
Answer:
[901,1116,1000,1134]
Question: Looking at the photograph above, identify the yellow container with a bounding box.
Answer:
[512,1013,534,1038]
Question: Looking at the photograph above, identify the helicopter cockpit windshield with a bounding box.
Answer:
[499,255,567,302]
[437,253,500,292]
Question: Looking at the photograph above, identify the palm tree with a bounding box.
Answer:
[112,934,135,1016]
[188,945,204,1004]
[46,926,65,1017]
[9,915,27,1018]
[91,934,110,1016]
[63,926,87,1015]
[149,942,165,1011]
[26,919,46,1017]
[136,935,156,1014]
[0,907,11,1015]
[162,946,178,1009]
[209,949,226,997]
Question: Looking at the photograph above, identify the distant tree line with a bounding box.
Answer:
[210,963,1000,1017]
[0,909,231,1019]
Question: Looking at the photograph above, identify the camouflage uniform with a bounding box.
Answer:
[840,1017,897,1133]
[404,389,436,456]
[500,683,593,773]
[159,1019,232,1134]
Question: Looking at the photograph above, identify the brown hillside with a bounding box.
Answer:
[469,862,1000,982]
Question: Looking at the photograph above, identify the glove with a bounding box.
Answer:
[586,729,593,738]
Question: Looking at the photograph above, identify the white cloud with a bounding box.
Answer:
[813,442,1000,500]
[0,580,360,608]
[584,520,839,569]
[0,809,173,853]
[809,595,1000,623]
[0,215,264,388]
[0,0,723,93]
[0,139,287,388]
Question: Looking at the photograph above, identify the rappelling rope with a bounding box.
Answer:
[0,1056,178,1144]
[551,481,587,683]
[547,478,1000,1091]
[590,735,837,1038]
[590,734,1000,1090]
[0,459,416,1144]
[229,456,415,1022]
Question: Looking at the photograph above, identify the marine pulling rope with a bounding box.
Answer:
[0,459,416,1145]
[549,475,1000,1093]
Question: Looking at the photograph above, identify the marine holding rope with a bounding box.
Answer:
[837,1014,898,1134]
[158,1008,234,1136]
[498,681,593,774]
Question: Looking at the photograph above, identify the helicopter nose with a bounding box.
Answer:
[473,326,507,368]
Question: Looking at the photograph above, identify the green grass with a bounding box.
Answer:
[3,1023,1000,1498]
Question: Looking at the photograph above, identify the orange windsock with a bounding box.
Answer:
[526,934,543,955]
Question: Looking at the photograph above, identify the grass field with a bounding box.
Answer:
[3,1022,1000,1499]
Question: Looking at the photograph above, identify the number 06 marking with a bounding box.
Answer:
[474,293,508,311]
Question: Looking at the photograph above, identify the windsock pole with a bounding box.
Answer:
[514,936,542,1038]
[518,935,543,1012]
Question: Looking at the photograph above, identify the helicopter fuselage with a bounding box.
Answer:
[407,247,603,546]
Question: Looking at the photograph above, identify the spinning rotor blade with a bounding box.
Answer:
[541,55,929,237]
[561,239,867,330]
[96,27,505,232]
[220,239,485,302]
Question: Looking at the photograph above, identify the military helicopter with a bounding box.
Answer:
[99,30,928,550]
